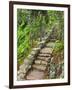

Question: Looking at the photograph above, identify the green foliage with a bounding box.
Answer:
[17,9,64,66]
[47,11,64,30]
[53,40,64,53]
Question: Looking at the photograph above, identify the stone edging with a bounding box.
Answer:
[17,36,49,80]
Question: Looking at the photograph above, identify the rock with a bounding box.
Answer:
[29,60,34,65]
[26,69,44,80]
[46,42,55,48]
[17,75,22,81]
[32,64,46,71]
[28,55,34,61]
[28,65,32,69]
[30,48,40,57]
[24,59,29,65]
[34,60,41,64]
[38,41,46,48]
[50,71,56,79]
[47,57,51,63]
[19,64,25,70]
[40,47,53,54]
[37,56,51,62]
[19,64,29,74]
[38,53,51,57]
[18,57,33,76]
[41,61,48,65]
[21,68,26,74]
[32,48,40,51]
[17,70,23,75]
[17,73,25,80]
[30,50,37,56]
[51,57,54,63]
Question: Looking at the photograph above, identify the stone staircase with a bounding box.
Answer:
[17,28,64,80]
[26,42,55,80]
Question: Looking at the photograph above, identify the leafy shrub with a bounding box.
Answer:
[53,40,64,54]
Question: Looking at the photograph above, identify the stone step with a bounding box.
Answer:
[37,56,51,62]
[26,69,45,80]
[50,39,56,42]
[41,60,48,65]
[34,60,41,64]
[32,48,40,51]
[34,59,48,65]
[46,42,55,48]
[40,47,53,54]
[32,64,47,71]
[38,53,51,57]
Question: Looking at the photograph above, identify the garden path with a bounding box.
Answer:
[26,42,55,80]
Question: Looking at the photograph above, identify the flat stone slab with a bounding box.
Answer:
[32,48,40,51]
[32,64,46,71]
[34,60,41,64]
[41,60,48,65]
[34,59,48,65]
[37,56,51,62]
[26,69,45,80]
[38,53,51,57]
[46,42,55,48]
[40,47,53,54]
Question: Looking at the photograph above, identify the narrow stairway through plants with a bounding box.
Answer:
[25,42,55,80]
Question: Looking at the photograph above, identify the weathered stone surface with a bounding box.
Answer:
[30,48,40,57]
[26,69,44,80]
[46,42,55,48]
[34,60,41,64]
[38,53,51,57]
[28,65,32,69]
[40,48,53,54]
[32,64,46,71]
[19,64,25,70]
[17,73,25,80]
[19,64,29,74]
[32,48,40,51]
[24,59,29,65]
[35,59,48,65]
[41,60,48,65]
[27,55,34,61]
[49,71,56,79]
[37,56,51,62]
[38,41,46,48]
[30,50,37,56]
[51,57,54,63]
[17,70,24,75]
[17,75,23,81]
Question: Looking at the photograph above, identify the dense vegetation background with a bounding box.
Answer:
[17,9,64,67]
